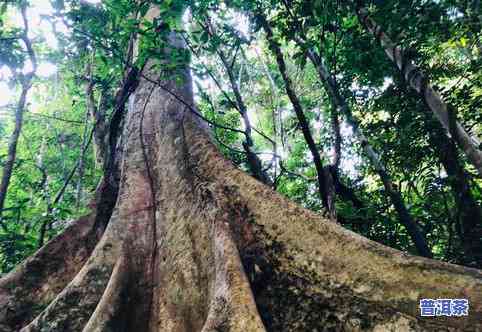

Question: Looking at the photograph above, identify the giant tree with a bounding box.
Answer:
[0,1,481,331]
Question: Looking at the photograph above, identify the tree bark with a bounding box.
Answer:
[356,6,482,177]
[0,9,482,332]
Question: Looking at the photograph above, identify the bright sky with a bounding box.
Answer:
[0,0,66,108]
[0,0,235,109]
[0,0,365,179]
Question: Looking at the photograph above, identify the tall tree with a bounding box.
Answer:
[256,12,338,219]
[269,0,432,256]
[0,2,37,225]
[194,17,272,185]
[297,38,432,257]
[1,2,481,331]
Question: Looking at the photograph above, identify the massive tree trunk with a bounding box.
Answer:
[1,18,482,332]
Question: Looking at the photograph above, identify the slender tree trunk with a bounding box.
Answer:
[81,48,109,170]
[356,6,482,177]
[90,88,109,168]
[257,14,337,219]
[216,46,272,185]
[300,40,432,257]
[37,125,95,248]
[0,79,31,226]
[255,46,287,163]
[77,52,96,209]
[330,104,342,169]
[76,108,91,209]
[34,136,50,241]
[0,3,37,226]
[1,6,482,332]
[326,101,368,225]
